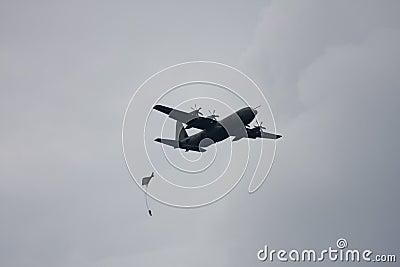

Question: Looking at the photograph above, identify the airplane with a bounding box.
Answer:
[153,104,282,152]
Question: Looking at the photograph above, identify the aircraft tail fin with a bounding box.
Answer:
[175,121,188,141]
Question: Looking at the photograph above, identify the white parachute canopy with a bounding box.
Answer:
[142,172,154,187]
[142,172,154,216]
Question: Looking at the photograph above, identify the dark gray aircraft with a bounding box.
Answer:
[153,104,282,152]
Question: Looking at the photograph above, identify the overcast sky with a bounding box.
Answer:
[1,1,399,266]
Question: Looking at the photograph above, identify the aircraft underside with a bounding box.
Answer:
[152,104,282,152]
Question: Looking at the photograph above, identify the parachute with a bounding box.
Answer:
[142,172,154,216]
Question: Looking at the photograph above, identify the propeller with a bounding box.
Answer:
[190,104,203,116]
[207,109,219,120]
[255,119,266,130]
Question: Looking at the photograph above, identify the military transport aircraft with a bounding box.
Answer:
[153,104,282,152]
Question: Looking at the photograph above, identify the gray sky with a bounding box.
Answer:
[1,1,399,266]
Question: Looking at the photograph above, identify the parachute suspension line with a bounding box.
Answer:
[144,185,152,216]
[141,172,154,216]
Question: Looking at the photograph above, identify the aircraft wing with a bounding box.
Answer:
[154,138,207,152]
[260,131,282,139]
[153,104,218,130]
[232,129,282,141]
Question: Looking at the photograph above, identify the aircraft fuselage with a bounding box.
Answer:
[179,107,257,149]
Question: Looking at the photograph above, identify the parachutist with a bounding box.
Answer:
[142,172,154,216]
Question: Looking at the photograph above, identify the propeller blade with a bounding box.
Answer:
[190,104,203,116]
[206,109,219,120]
[254,119,266,130]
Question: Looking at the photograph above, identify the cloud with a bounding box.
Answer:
[1,1,399,267]
[215,2,400,266]
[241,0,400,123]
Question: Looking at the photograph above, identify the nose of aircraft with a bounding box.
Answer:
[251,108,258,115]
